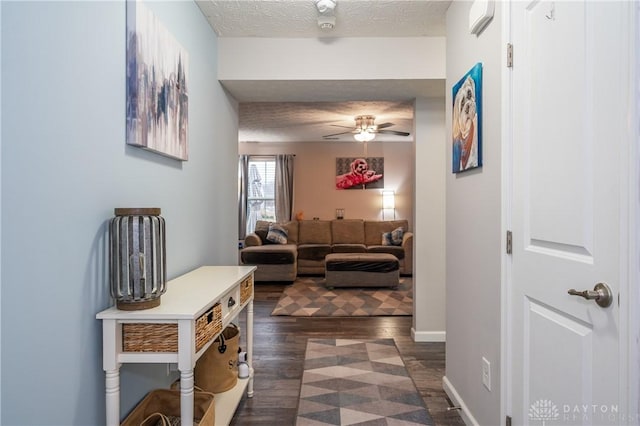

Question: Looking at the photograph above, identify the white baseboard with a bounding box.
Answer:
[442,376,480,426]
[411,328,446,342]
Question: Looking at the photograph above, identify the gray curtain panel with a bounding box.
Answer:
[275,154,295,222]
[238,155,249,240]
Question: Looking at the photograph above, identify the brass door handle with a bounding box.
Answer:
[567,282,613,308]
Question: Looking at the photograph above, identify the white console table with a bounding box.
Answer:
[96,265,256,426]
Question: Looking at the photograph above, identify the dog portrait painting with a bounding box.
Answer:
[452,63,482,173]
[336,157,384,190]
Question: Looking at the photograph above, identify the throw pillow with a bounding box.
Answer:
[381,232,394,246]
[254,221,271,244]
[391,227,404,245]
[266,223,288,244]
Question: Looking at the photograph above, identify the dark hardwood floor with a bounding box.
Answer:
[230,282,465,426]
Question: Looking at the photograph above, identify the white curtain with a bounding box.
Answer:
[247,163,264,235]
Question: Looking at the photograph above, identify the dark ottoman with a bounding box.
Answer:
[324,253,399,288]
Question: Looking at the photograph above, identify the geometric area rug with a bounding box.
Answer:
[271,277,413,317]
[296,338,434,425]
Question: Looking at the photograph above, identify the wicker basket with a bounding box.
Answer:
[123,303,222,353]
[240,276,253,305]
[195,304,223,352]
[121,389,215,426]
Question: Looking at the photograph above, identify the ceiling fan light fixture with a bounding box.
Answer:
[354,131,375,142]
[323,113,409,141]
[353,115,376,141]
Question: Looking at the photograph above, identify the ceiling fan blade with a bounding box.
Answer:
[330,124,357,129]
[323,130,354,138]
[376,122,395,129]
[377,129,410,136]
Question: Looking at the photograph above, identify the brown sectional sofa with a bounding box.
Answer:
[240,219,413,282]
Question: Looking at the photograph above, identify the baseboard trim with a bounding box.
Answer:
[442,376,480,426]
[411,329,446,342]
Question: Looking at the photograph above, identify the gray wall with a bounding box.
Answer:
[444,1,503,425]
[1,1,238,424]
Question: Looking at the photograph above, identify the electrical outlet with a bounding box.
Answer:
[482,357,491,391]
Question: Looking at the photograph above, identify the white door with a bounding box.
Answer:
[509,1,631,425]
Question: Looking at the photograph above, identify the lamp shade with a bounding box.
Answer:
[382,190,395,209]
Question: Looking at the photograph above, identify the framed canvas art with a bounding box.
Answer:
[126,0,189,161]
[452,62,482,173]
[336,157,384,190]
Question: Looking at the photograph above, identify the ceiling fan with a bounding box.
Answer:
[322,115,410,141]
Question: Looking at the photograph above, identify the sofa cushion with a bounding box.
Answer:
[266,223,288,244]
[297,244,332,261]
[241,244,297,264]
[364,220,409,246]
[332,244,367,253]
[282,220,299,245]
[331,219,364,244]
[298,220,332,244]
[367,245,405,260]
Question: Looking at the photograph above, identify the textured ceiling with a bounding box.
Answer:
[195,0,451,142]
[196,0,450,38]
[240,100,414,142]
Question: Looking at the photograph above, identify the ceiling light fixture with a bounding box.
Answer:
[354,131,375,142]
[353,115,376,142]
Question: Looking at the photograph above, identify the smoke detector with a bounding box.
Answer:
[318,15,336,30]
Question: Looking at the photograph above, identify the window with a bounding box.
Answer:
[246,156,276,234]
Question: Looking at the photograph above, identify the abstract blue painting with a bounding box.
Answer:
[126,1,189,161]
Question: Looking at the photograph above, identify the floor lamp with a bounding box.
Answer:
[382,190,395,220]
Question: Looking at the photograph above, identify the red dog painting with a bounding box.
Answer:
[336,158,383,189]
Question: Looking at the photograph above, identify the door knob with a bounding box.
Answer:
[567,282,613,308]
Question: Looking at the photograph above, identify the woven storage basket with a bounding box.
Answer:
[121,389,214,426]
[123,303,222,353]
[240,276,253,305]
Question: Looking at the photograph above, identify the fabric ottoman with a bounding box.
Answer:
[324,253,399,288]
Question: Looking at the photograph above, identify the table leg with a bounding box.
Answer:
[105,369,120,426]
[247,299,254,397]
[180,369,195,426]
